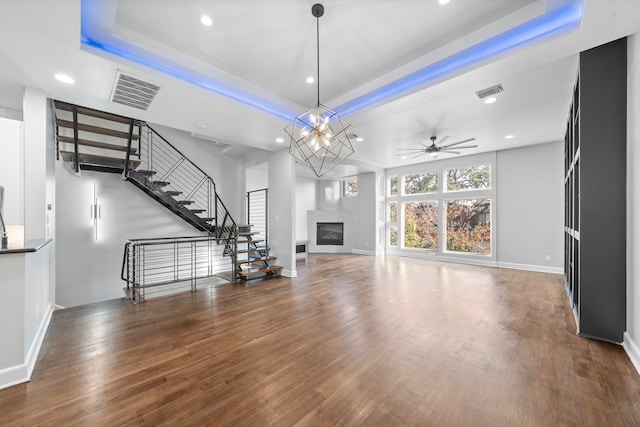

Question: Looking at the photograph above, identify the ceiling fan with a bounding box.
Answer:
[397,136,477,159]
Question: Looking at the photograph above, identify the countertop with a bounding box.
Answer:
[0,238,52,255]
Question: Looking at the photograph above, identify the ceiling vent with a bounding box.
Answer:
[475,84,504,99]
[110,70,162,111]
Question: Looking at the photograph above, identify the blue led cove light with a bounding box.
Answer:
[80,0,584,121]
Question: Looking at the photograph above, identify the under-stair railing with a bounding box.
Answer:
[121,235,232,302]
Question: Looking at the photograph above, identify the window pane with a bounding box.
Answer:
[446,164,491,191]
[388,202,397,222]
[344,176,357,197]
[404,201,438,250]
[446,199,491,254]
[389,176,398,196]
[389,227,398,247]
[404,172,438,195]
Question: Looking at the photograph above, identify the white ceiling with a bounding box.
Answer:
[1,0,640,178]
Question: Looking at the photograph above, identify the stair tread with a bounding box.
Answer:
[137,170,156,175]
[56,135,137,153]
[177,200,194,205]
[60,150,141,169]
[236,248,270,254]
[151,181,170,187]
[237,265,283,277]
[190,209,206,213]
[54,100,132,124]
[165,190,182,196]
[56,118,139,140]
[239,239,265,244]
[237,231,257,236]
[235,256,276,265]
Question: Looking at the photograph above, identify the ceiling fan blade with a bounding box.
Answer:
[418,141,431,149]
[396,148,425,150]
[396,150,424,156]
[410,152,427,159]
[449,145,478,149]
[439,150,461,155]
[437,136,450,146]
[441,137,476,148]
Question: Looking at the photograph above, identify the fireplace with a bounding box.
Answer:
[317,222,344,245]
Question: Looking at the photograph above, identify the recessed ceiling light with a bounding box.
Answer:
[505,134,514,139]
[439,0,450,4]
[355,136,364,142]
[55,74,74,84]
[200,15,213,26]
[306,76,315,84]
[275,137,284,143]
[484,97,497,104]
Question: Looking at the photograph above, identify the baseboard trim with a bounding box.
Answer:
[352,249,376,256]
[623,332,640,376]
[0,303,54,391]
[497,262,563,275]
[281,269,297,278]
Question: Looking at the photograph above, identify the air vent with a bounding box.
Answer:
[475,84,504,99]
[110,71,162,111]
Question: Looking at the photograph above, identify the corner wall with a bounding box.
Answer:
[496,141,564,273]
[624,32,640,374]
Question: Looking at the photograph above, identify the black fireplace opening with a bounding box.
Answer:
[317,222,344,245]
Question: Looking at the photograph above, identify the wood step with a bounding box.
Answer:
[151,181,170,188]
[236,248,270,255]
[137,170,156,176]
[177,200,194,206]
[56,118,139,140]
[239,239,265,244]
[237,265,283,277]
[56,135,137,153]
[235,256,276,265]
[190,209,206,213]
[165,190,182,196]
[54,100,132,124]
[201,217,215,222]
[238,231,257,236]
[60,151,141,169]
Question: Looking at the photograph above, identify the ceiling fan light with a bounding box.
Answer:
[429,152,438,158]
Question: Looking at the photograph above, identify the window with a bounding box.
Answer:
[445,164,491,191]
[389,227,398,247]
[404,201,438,250]
[389,175,398,196]
[404,172,438,195]
[445,199,491,254]
[388,202,397,222]
[343,176,357,197]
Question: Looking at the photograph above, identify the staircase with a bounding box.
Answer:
[53,100,261,284]
[234,224,282,280]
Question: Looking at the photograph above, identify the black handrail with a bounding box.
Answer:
[146,124,211,180]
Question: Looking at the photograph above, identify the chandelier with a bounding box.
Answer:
[285,3,354,178]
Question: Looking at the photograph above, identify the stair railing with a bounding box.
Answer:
[125,123,236,236]
[121,235,231,302]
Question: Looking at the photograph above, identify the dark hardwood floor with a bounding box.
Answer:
[1,254,639,426]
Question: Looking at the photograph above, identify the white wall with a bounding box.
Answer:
[268,149,296,276]
[295,177,316,241]
[246,165,268,193]
[496,141,564,273]
[624,32,640,374]
[0,118,24,228]
[0,89,55,390]
[55,166,205,307]
[342,172,377,255]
